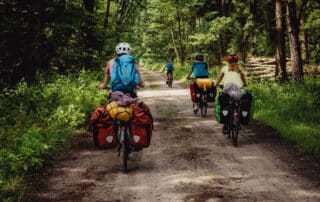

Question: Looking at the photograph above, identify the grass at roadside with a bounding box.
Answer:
[247,79,320,155]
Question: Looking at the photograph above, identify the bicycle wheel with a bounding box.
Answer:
[200,95,207,117]
[200,102,207,117]
[122,131,129,172]
[227,119,231,139]
[192,103,198,114]
[231,117,239,147]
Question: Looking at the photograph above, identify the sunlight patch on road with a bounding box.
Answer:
[292,189,320,198]
[241,156,263,160]
[138,88,189,98]
[164,173,229,187]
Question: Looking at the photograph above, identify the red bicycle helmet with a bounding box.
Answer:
[225,53,239,62]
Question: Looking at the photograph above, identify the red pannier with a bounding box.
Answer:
[190,80,197,103]
[130,101,153,148]
[89,106,117,149]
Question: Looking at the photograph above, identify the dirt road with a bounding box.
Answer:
[28,70,320,201]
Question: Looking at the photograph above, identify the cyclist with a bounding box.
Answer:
[215,53,247,98]
[186,53,209,79]
[164,60,174,84]
[215,53,247,133]
[98,42,145,93]
[186,53,210,112]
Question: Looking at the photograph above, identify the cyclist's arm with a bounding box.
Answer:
[186,63,195,79]
[240,70,247,87]
[136,64,145,88]
[215,72,224,86]
[186,69,193,79]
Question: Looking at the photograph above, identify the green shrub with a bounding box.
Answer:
[248,78,320,155]
[0,70,107,201]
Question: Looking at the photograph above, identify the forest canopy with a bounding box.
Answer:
[0,0,319,87]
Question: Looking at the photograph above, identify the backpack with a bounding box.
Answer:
[130,101,153,148]
[166,63,173,71]
[192,62,209,78]
[111,54,140,94]
[89,106,117,149]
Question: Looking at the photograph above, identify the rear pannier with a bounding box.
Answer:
[89,106,117,149]
[130,101,153,148]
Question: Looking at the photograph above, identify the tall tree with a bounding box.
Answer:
[285,0,304,83]
[275,0,287,82]
[83,0,95,13]
[104,0,112,29]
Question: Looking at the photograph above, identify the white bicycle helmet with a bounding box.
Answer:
[115,42,132,54]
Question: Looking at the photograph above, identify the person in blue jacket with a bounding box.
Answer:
[186,53,209,79]
[164,60,174,84]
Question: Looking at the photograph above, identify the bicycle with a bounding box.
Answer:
[166,75,173,88]
[188,78,214,118]
[217,85,240,147]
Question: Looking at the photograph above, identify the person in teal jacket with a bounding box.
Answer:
[186,53,209,79]
[187,53,210,113]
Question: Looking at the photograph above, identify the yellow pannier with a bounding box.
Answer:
[106,101,135,121]
[195,78,213,91]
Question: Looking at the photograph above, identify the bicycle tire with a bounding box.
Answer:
[200,94,208,117]
[226,112,232,139]
[200,102,207,117]
[192,103,198,114]
[231,118,239,147]
[122,131,129,172]
[227,120,231,139]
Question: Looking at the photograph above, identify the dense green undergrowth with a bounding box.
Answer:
[148,62,320,155]
[0,70,107,201]
[247,79,320,155]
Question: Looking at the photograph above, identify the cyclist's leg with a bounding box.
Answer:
[222,123,228,134]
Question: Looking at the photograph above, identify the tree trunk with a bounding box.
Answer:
[285,0,303,83]
[219,0,226,62]
[275,0,287,82]
[83,0,95,13]
[104,0,111,29]
[170,29,180,62]
[249,0,257,56]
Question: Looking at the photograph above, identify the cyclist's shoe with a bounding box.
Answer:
[222,124,228,134]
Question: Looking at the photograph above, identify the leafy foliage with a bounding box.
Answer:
[0,71,107,201]
[0,0,105,88]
